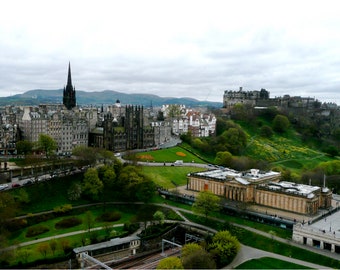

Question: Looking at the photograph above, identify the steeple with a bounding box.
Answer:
[67,62,72,86]
[63,62,76,110]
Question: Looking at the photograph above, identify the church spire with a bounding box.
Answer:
[67,61,72,87]
[63,62,76,110]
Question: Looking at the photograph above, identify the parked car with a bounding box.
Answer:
[0,184,9,190]
[12,183,21,188]
[23,180,33,186]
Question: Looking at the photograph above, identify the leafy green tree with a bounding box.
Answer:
[153,210,165,225]
[214,151,232,166]
[192,191,221,220]
[260,125,274,138]
[0,193,17,248]
[84,211,95,233]
[216,117,229,136]
[16,249,31,264]
[82,168,103,200]
[67,182,82,201]
[16,140,33,156]
[49,239,58,255]
[102,167,116,188]
[135,177,156,202]
[181,243,203,258]
[221,127,247,155]
[98,149,115,164]
[37,134,57,158]
[59,239,71,255]
[117,165,155,201]
[316,160,340,175]
[180,131,193,144]
[272,114,290,133]
[37,242,49,258]
[332,128,340,142]
[208,230,240,268]
[14,189,30,204]
[167,104,181,118]
[157,257,183,269]
[72,145,98,166]
[182,248,216,269]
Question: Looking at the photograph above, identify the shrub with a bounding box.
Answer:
[55,217,82,229]
[260,125,274,138]
[124,222,140,234]
[96,211,121,222]
[26,225,49,237]
[53,204,73,214]
[4,218,28,232]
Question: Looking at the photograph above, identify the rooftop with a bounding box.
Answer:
[261,181,321,198]
[191,168,280,184]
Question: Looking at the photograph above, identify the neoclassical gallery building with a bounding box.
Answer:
[187,168,332,215]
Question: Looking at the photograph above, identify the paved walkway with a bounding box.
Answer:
[226,244,333,269]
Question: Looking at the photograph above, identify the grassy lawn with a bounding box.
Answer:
[10,174,90,215]
[8,204,182,246]
[236,257,311,269]
[8,205,136,245]
[140,166,206,188]
[135,146,205,163]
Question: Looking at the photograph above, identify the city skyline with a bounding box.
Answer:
[1,0,340,104]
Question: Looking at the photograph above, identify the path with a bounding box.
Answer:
[226,244,333,269]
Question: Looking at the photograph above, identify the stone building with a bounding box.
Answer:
[102,105,155,152]
[17,106,89,154]
[292,206,340,254]
[187,168,332,215]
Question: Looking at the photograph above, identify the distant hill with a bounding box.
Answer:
[0,89,222,108]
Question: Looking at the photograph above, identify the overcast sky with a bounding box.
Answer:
[1,0,340,104]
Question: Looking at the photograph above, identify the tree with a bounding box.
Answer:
[167,104,181,118]
[135,177,156,203]
[272,114,290,133]
[72,145,98,166]
[82,168,103,200]
[156,110,165,121]
[59,239,71,255]
[14,189,30,206]
[221,127,247,155]
[181,242,203,258]
[157,257,183,269]
[214,151,232,166]
[37,134,57,158]
[49,239,58,255]
[153,210,165,225]
[37,242,49,258]
[16,248,31,264]
[260,125,274,138]
[16,140,33,156]
[102,167,116,188]
[0,194,17,248]
[67,182,82,201]
[118,165,155,201]
[208,230,240,268]
[84,211,95,233]
[192,191,221,220]
[182,248,216,269]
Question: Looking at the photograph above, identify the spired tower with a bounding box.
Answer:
[63,62,76,110]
